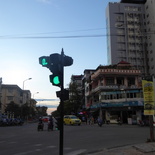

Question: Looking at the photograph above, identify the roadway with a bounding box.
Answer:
[0,122,153,155]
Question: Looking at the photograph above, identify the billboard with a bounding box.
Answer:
[142,79,155,115]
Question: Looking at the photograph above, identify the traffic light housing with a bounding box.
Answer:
[39,49,73,88]
[56,89,69,101]
[55,117,61,130]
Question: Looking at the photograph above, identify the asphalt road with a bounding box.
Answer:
[0,122,153,155]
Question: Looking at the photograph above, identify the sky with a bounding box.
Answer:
[0,0,119,114]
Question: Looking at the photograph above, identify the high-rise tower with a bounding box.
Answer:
[106,0,155,76]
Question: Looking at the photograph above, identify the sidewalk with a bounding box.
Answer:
[82,142,155,155]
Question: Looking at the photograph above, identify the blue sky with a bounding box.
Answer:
[0,0,119,113]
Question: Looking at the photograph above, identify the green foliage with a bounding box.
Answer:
[4,101,48,119]
[36,106,48,117]
[5,101,21,117]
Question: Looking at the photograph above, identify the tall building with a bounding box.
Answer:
[106,0,155,76]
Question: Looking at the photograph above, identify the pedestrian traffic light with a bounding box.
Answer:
[49,53,62,73]
[39,49,73,88]
[55,117,61,130]
[56,89,69,101]
[63,55,73,67]
[39,56,50,68]
[49,74,61,87]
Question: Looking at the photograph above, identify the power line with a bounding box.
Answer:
[0,34,105,39]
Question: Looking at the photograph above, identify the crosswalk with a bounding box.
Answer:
[0,140,87,155]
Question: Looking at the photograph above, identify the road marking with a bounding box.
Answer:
[13,150,34,155]
[66,149,87,155]
[34,143,42,146]
[46,145,57,148]
[9,141,17,144]
[64,147,72,150]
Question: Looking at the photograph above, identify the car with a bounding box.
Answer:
[64,115,81,125]
[42,116,49,122]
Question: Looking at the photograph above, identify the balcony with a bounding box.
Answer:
[91,84,139,94]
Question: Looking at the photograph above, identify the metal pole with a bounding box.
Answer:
[149,115,154,141]
[59,49,64,155]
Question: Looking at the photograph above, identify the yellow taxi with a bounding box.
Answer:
[64,115,81,126]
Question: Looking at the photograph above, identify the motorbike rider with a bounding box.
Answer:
[48,116,54,131]
[97,116,103,127]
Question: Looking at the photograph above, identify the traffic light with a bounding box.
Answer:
[39,56,50,68]
[56,89,69,101]
[64,55,73,67]
[39,49,73,88]
[49,74,61,87]
[55,117,61,130]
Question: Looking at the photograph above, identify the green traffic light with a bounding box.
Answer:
[42,58,48,66]
[53,76,60,85]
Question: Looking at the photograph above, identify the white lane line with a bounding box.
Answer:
[34,143,43,146]
[9,141,17,144]
[13,150,34,155]
[46,145,57,148]
[65,149,87,155]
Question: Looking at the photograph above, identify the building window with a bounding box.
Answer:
[106,77,114,85]
[7,96,13,100]
[117,77,124,85]
[8,88,13,93]
[128,77,135,86]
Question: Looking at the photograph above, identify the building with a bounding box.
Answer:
[0,84,31,114]
[82,69,95,109]
[106,0,155,76]
[85,61,143,124]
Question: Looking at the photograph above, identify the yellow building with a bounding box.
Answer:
[1,84,31,114]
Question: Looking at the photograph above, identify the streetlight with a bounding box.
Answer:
[23,78,32,90]
[33,92,39,99]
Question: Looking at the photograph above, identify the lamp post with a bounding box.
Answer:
[23,78,32,90]
[33,92,39,99]
[21,78,32,118]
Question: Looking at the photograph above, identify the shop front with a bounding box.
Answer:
[90,101,144,124]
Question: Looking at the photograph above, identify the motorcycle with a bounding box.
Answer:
[37,122,44,131]
[97,118,103,127]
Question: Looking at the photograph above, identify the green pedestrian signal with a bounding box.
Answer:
[49,74,61,87]
[39,56,50,68]
[42,58,48,66]
[53,76,60,85]
[39,49,73,88]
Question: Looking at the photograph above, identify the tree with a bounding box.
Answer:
[68,82,83,114]
[36,106,48,117]
[5,101,21,118]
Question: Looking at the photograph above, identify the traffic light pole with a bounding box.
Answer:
[39,49,73,155]
[59,49,64,155]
